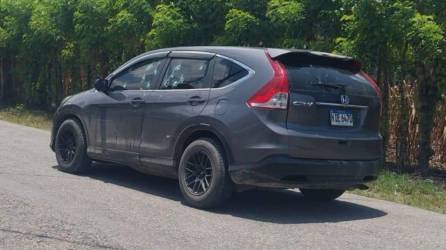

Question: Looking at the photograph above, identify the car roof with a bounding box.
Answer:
[110,47,267,77]
[144,46,350,59]
[149,46,264,54]
[109,46,357,78]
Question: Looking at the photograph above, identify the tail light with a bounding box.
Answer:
[247,50,289,110]
[360,71,382,104]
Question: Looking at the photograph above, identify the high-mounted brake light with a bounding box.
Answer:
[360,71,382,104]
[247,50,289,110]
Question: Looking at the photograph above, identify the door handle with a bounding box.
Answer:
[130,98,145,108]
[188,96,205,106]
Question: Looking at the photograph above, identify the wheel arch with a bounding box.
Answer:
[173,125,233,169]
[51,110,88,151]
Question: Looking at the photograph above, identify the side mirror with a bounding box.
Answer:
[95,78,109,92]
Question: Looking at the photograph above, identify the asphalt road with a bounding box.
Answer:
[1,120,446,250]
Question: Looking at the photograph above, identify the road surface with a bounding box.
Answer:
[0,120,445,250]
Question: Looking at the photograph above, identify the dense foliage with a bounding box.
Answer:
[0,0,445,171]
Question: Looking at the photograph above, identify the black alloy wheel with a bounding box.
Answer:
[178,139,233,208]
[183,151,213,196]
[56,129,77,164]
[55,119,91,173]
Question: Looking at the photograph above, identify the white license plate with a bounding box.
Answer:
[330,110,353,127]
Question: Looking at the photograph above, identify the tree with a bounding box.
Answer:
[266,0,304,47]
[298,0,344,50]
[175,0,228,45]
[223,8,260,46]
[337,0,445,170]
[74,0,112,79]
[145,4,192,49]
[407,13,444,172]
[336,0,396,157]
[107,0,152,65]
[0,0,32,103]
[230,0,269,18]
[22,0,67,107]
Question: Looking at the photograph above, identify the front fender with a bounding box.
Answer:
[50,104,87,151]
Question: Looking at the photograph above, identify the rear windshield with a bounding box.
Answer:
[286,65,373,95]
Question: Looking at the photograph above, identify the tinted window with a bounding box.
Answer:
[286,66,371,95]
[160,59,210,89]
[212,57,248,88]
[110,59,164,91]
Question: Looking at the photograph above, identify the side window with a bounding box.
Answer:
[110,59,164,91]
[212,57,249,88]
[160,59,210,90]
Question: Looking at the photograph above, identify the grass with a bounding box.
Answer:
[1,105,446,214]
[353,170,446,214]
[0,104,52,130]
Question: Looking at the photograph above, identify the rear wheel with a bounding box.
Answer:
[55,119,91,173]
[300,189,345,201]
[178,139,233,209]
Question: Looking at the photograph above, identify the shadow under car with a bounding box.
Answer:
[67,163,387,224]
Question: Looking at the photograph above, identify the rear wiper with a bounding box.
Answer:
[311,83,345,90]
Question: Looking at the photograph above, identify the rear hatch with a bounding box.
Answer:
[273,50,382,160]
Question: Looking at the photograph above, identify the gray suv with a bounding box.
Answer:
[51,47,383,208]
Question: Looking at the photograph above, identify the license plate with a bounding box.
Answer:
[330,110,353,127]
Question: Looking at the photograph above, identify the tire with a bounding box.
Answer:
[300,189,345,201]
[55,119,91,174]
[178,138,233,209]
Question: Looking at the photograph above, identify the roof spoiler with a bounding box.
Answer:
[267,48,362,73]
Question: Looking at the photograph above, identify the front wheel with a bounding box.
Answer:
[55,119,91,173]
[178,139,233,209]
[300,189,345,201]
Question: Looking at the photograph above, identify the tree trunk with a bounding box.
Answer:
[416,63,438,174]
[377,62,390,165]
[396,82,410,168]
[0,57,4,104]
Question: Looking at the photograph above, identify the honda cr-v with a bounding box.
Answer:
[51,47,383,208]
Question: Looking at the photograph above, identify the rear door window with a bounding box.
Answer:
[211,57,248,88]
[160,59,210,89]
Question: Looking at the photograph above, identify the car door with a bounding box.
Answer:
[139,51,214,170]
[95,58,166,166]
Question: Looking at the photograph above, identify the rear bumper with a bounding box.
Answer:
[229,156,381,189]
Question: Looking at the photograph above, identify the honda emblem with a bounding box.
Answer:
[340,95,350,105]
